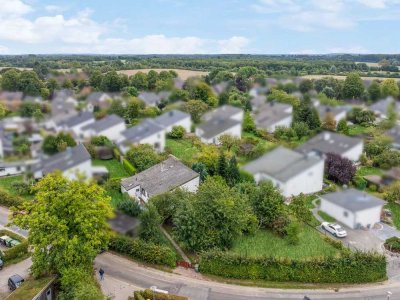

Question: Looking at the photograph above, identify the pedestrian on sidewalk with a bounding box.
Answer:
[99,268,105,281]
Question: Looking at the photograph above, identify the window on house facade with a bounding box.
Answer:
[343,211,348,217]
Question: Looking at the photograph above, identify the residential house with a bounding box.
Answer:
[56,111,95,137]
[121,155,199,203]
[81,114,126,142]
[250,95,267,109]
[31,144,93,180]
[153,110,191,133]
[86,92,112,112]
[243,146,324,197]
[253,102,292,133]
[386,125,400,149]
[118,119,165,154]
[212,82,229,96]
[296,131,363,161]
[196,105,243,144]
[320,188,384,229]
[0,91,23,112]
[0,161,27,177]
[48,90,78,129]
[315,105,347,124]
[369,96,399,120]
[138,91,171,107]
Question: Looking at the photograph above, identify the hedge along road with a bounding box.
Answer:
[95,252,400,300]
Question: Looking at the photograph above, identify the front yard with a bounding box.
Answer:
[230,226,341,260]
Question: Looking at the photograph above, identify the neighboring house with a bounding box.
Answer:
[118,119,165,154]
[369,96,399,119]
[212,82,229,96]
[153,110,191,133]
[243,146,324,197]
[138,91,170,107]
[86,92,112,112]
[250,95,267,109]
[81,114,126,142]
[31,144,93,180]
[0,161,26,177]
[320,188,385,229]
[121,155,199,203]
[249,85,268,97]
[0,91,23,112]
[48,90,78,128]
[316,105,347,124]
[196,105,243,144]
[296,131,364,161]
[56,111,95,137]
[253,102,293,133]
[386,125,400,149]
[23,95,43,103]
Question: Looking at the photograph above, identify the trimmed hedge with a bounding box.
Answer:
[113,148,121,162]
[131,290,187,300]
[122,159,136,175]
[199,250,386,283]
[0,188,24,207]
[109,235,176,268]
[0,229,29,262]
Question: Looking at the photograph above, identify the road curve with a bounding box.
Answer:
[95,252,400,300]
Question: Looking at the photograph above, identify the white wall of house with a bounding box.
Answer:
[164,116,191,133]
[320,198,356,228]
[140,131,166,152]
[268,116,293,133]
[197,123,242,145]
[180,176,200,193]
[334,111,347,123]
[62,160,93,181]
[354,206,382,229]
[0,139,3,158]
[342,142,363,161]
[58,119,95,136]
[83,122,127,142]
[0,165,25,177]
[231,111,244,122]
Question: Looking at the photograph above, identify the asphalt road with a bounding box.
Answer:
[95,252,400,300]
[0,206,28,237]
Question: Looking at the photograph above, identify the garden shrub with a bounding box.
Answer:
[117,198,141,217]
[199,250,386,283]
[384,237,400,253]
[167,126,186,139]
[10,182,31,196]
[131,290,187,300]
[113,148,121,161]
[0,189,24,207]
[122,159,136,175]
[109,235,176,268]
[353,176,367,190]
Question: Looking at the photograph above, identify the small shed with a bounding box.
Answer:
[320,188,385,229]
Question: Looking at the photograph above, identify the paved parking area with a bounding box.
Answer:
[0,257,31,298]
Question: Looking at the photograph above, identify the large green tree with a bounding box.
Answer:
[10,172,113,277]
[343,73,364,99]
[368,81,381,101]
[126,144,161,172]
[381,78,400,98]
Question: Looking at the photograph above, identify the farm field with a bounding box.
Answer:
[302,74,400,81]
[117,69,208,80]
[230,226,341,260]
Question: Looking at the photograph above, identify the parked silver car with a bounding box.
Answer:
[321,222,347,238]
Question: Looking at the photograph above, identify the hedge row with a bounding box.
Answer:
[122,159,136,175]
[109,235,176,268]
[0,229,29,262]
[0,188,24,207]
[130,290,187,300]
[199,250,386,283]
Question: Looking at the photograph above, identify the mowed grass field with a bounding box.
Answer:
[117,69,208,80]
[302,74,400,81]
[230,227,341,260]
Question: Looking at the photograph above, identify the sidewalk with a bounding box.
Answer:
[96,273,139,300]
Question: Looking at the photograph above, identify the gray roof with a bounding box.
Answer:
[58,111,94,128]
[296,132,363,157]
[202,105,242,122]
[316,105,347,120]
[321,188,385,212]
[197,118,241,140]
[31,144,91,175]
[250,95,267,109]
[121,155,199,197]
[121,119,164,143]
[386,125,400,145]
[87,92,111,104]
[0,91,23,101]
[254,102,292,129]
[138,91,170,106]
[243,146,323,182]
[369,97,399,115]
[82,114,125,133]
[154,110,190,128]
[52,89,73,100]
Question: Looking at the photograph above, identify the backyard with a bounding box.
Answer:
[166,138,200,165]
[230,226,341,260]
[0,175,25,196]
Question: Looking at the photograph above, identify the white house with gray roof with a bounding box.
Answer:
[118,119,165,154]
[315,105,347,124]
[138,91,171,107]
[81,114,126,142]
[320,189,385,229]
[196,105,243,144]
[31,144,93,181]
[253,102,292,133]
[56,111,95,137]
[121,155,199,203]
[369,96,399,120]
[296,132,363,161]
[154,110,191,133]
[243,146,324,197]
[86,92,112,112]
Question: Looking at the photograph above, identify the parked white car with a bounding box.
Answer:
[321,222,347,238]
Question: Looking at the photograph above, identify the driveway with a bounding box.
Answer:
[0,257,32,299]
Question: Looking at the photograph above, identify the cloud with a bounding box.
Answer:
[0,0,32,17]
[218,36,250,54]
[45,5,67,13]
[0,45,9,54]
[252,0,301,13]
[357,0,387,8]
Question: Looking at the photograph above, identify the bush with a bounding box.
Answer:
[109,235,176,267]
[10,182,31,195]
[285,222,301,245]
[117,198,141,217]
[131,290,188,300]
[0,229,29,262]
[122,159,136,175]
[167,126,186,139]
[353,176,367,190]
[91,135,112,146]
[385,237,400,253]
[113,148,121,161]
[199,250,386,283]
[0,189,24,207]
[373,150,400,170]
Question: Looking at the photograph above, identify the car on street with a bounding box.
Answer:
[321,222,347,237]
[8,274,24,291]
[0,258,3,270]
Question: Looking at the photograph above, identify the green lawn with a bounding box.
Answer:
[347,125,372,136]
[93,159,130,179]
[386,203,400,230]
[356,166,383,177]
[166,138,200,164]
[230,227,340,260]
[318,211,336,222]
[0,175,24,195]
